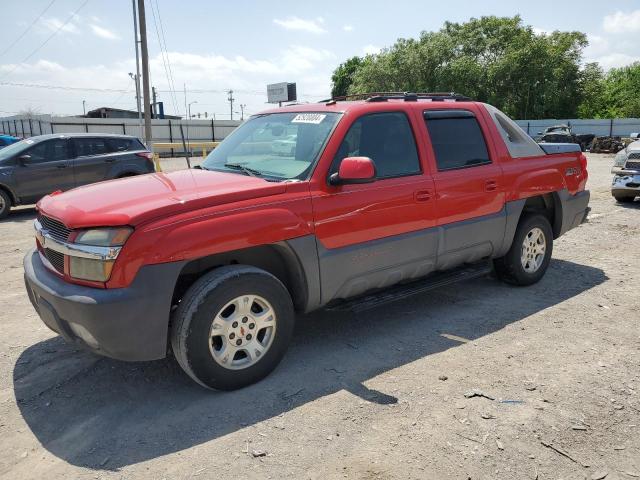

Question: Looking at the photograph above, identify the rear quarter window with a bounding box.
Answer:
[106,138,143,152]
[483,103,544,158]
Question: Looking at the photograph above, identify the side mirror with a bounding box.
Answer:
[329,157,376,186]
[17,154,31,165]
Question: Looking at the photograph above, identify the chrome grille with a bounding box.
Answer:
[38,214,71,243]
[44,248,65,274]
[624,160,640,170]
[628,152,640,160]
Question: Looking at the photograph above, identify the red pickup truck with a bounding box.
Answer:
[24,93,589,390]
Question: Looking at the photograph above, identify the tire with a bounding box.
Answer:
[0,190,11,219]
[614,195,636,203]
[494,213,553,286]
[170,265,295,390]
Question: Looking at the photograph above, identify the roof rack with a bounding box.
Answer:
[321,92,472,104]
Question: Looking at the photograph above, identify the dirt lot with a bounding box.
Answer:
[0,153,639,480]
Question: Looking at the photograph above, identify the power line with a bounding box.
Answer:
[0,0,57,59]
[0,80,329,99]
[148,0,178,115]
[0,0,90,81]
[0,81,129,92]
[152,0,180,116]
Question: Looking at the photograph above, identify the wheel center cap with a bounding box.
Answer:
[240,326,246,337]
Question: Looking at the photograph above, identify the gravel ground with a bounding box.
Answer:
[0,153,638,480]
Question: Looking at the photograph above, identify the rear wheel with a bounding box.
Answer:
[0,190,11,219]
[494,213,553,286]
[614,195,636,203]
[170,265,295,390]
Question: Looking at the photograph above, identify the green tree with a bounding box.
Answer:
[330,56,364,98]
[332,16,589,119]
[602,62,640,118]
[577,63,606,118]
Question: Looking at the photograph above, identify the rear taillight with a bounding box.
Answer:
[136,151,154,161]
[579,153,587,171]
[579,153,588,177]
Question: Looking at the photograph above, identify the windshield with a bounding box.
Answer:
[0,138,33,163]
[202,112,341,180]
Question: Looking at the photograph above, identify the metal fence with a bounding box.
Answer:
[0,114,241,147]
[3,114,639,145]
[515,118,640,137]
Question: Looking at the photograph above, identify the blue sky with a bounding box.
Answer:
[0,0,638,118]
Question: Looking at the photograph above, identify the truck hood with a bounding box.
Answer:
[37,169,288,228]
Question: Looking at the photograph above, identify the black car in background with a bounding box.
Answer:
[0,133,154,218]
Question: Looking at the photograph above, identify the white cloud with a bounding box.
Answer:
[90,24,120,40]
[362,44,381,55]
[603,10,640,33]
[0,44,335,117]
[589,52,640,70]
[273,16,326,34]
[532,27,551,36]
[39,17,79,34]
[343,24,354,32]
[584,33,639,70]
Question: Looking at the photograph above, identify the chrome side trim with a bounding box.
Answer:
[34,219,122,261]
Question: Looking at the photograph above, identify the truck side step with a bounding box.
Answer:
[327,261,493,313]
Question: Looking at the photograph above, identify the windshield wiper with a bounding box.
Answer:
[224,163,262,177]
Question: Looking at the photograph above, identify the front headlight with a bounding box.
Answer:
[69,227,132,282]
[614,150,628,167]
[74,227,132,246]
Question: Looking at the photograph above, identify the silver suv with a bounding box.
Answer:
[612,135,640,203]
[0,133,154,218]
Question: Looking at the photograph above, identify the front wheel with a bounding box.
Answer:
[170,265,295,390]
[0,190,11,219]
[494,213,553,286]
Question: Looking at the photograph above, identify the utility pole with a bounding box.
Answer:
[227,90,234,121]
[137,0,152,144]
[82,100,86,116]
[131,0,143,138]
[239,104,246,121]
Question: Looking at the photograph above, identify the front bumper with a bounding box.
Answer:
[612,173,640,197]
[24,248,184,361]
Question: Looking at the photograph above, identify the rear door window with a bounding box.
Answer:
[74,138,109,156]
[424,110,491,171]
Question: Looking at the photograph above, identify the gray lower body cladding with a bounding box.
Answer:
[557,190,590,236]
[24,248,185,361]
[315,206,509,304]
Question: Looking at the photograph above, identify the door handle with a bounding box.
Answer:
[414,190,432,202]
[485,179,498,192]
[104,158,116,163]
[56,163,68,169]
